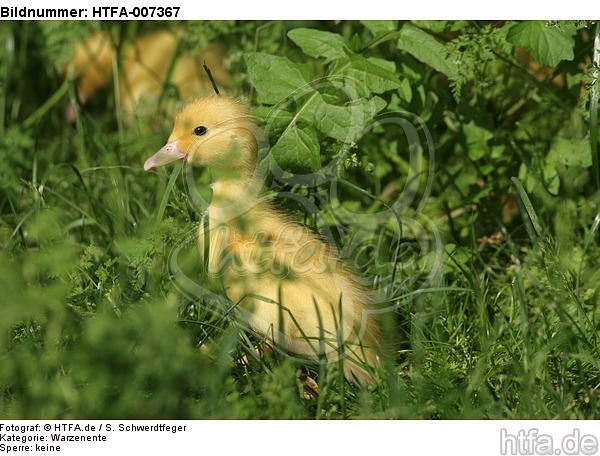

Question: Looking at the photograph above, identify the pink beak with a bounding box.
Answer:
[144,141,186,171]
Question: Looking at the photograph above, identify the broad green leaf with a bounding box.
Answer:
[416,20,470,34]
[244,52,310,105]
[270,123,321,173]
[463,121,493,160]
[547,137,592,168]
[258,105,295,140]
[366,57,411,102]
[541,137,592,195]
[396,23,457,77]
[367,57,397,73]
[339,56,402,94]
[309,94,387,143]
[361,20,398,36]
[543,162,560,195]
[506,21,574,67]
[398,78,412,103]
[414,20,450,34]
[287,28,348,61]
[348,33,362,53]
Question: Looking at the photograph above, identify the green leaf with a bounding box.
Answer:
[463,121,493,160]
[270,123,321,173]
[506,21,574,67]
[414,20,451,34]
[398,78,412,103]
[244,52,311,105]
[287,28,348,61]
[396,23,457,77]
[361,20,398,36]
[310,94,387,143]
[542,137,592,195]
[339,56,402,94]
[543,162,560,195]
[364,57,413,102]
[348,33,362,53]
[547,137,592,168]
[367,56,397,73]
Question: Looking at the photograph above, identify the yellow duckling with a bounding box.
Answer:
[144,96,381,386]
[66,29,229,122]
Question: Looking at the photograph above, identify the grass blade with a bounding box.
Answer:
[155,161,183,225]
[511,176,544,241]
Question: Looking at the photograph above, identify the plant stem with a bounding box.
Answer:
[590,21,600,193]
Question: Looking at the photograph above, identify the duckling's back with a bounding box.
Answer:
[201,200,381,386]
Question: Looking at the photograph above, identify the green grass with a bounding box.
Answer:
[1,21,599,419]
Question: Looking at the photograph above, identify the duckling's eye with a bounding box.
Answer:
[193,126,208,136]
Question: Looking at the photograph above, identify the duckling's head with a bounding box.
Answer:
[144,96,258,175]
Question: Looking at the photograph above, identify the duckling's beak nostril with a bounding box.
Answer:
[144,140,186,171]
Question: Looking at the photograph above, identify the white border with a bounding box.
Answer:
[1,420,599,456]
[1,0,599,20]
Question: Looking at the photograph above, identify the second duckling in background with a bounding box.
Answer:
[65,28,229,123]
